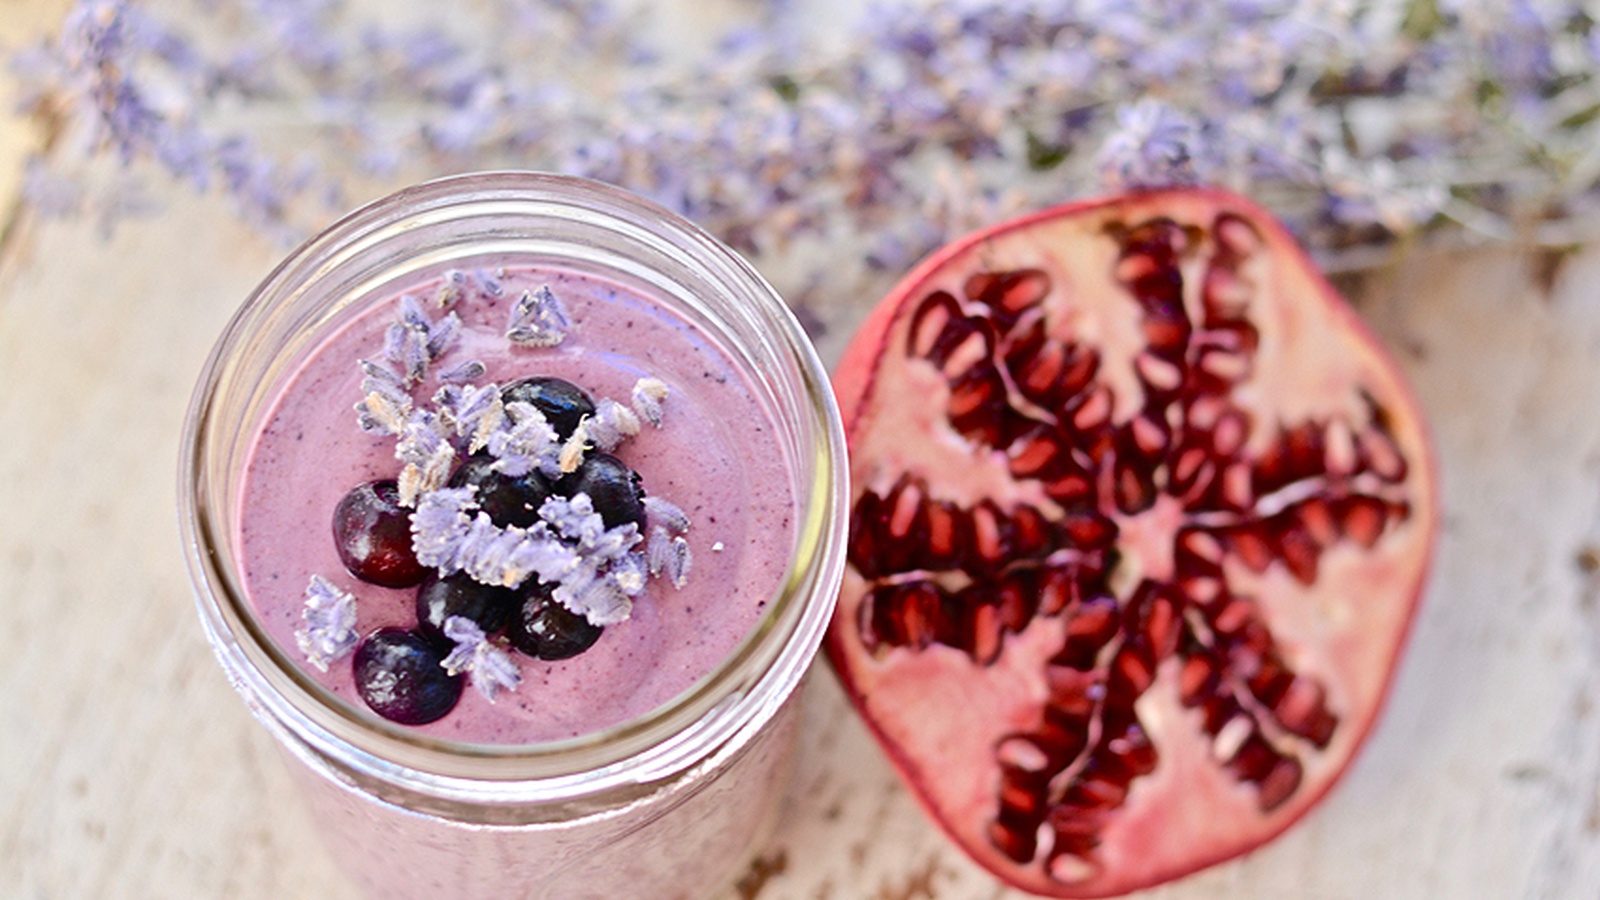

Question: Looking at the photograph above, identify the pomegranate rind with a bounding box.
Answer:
[827,188,1436,898]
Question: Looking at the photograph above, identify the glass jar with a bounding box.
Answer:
[179,172,849,898]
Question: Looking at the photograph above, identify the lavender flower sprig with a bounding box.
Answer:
[19,0,1600,291]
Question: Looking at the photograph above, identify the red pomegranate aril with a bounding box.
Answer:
[1178,654,1220,705]
[998,734,1055,774]
[1045,469,1097,510]
[999,767,1051,817]
[1059,509,1118,550]
[1070,385,1114,432]
[828,189,1435,898]
[907,290,968,361]
[1066,772,1131,813]
[1201,695,1246,737]
[924,498,968,569]
[1113,459,1158,515]
[1358,424,1408,482]
[1106,641,1158,704]
[1054,600,1118,671]
[1257,758,1304,812]
[969,603,1004,665]
[1175,527,1226,572]
[1016,336,1069,396]
[1037,567,1076,617]
[1246,658,1294,708]
[1140,353,1187,396]
[1202,267,1251,321]
[1274,517,1321,585]
[990,816,1040,864]
[1179,572,1223,609]
[1273,677,1338,747]
[1336,494,1389,547]
[1037,704,1094,753]
[1297,496,1341,546]
[1010,428,1067,479]
[1208,596,1256,636]
[1219,523,1272,574]
[966,268,1052,330]
[1105,723,1159,777]
[887,475,922,537]
[1139,591,1182,657]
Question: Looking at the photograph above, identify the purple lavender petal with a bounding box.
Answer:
[642,496,690,533]
[440,615,521,701]
[295,575,359,672]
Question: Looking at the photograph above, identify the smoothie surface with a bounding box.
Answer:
[237,267,796,744]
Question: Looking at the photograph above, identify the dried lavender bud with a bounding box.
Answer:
[296,575,359,672]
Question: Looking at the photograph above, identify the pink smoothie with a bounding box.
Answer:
[237,266,797,745]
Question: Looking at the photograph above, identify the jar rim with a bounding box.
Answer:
[179,171,848,802]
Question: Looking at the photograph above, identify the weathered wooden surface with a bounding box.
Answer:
[5,9,1600,900]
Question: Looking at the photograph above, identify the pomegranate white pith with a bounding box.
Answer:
[827,189,1435,898]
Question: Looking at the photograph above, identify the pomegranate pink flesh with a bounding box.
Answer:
[827,189,1435,898]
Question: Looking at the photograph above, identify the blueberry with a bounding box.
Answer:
[415,571,518,640]
[332,480,426,588]
[352,628,462,725]
[557,452,646,531]
[448,452,553,529]
[501,376,596,440]
[506,583,604,660]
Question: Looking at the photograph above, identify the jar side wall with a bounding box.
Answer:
[276,690,802,899]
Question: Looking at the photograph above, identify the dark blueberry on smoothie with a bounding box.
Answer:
[507,583,604,660]
[332,480,426,587]
[558,452,646,531]
[415,571,520,640]
[501,376,596,440]
[352,628,463,725]
[448,452,554,529]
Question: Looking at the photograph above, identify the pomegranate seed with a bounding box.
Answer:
[1324,417,1357,475]
[906,290,962,359]
[989,815,1039,864]
[1337,495,1389,547]
[1219,461,1255,510]
[1035,707,1092,762]
[1297,496,1340,546]
[1213,213,1263,257]
[1071,385,1113,431]
[965,268,1052,331]
[1246,658,1293,708]
[1136,352,1184,394]
[1210,596,1257,635]
[1044,469,1097,510]
[1060,509,1118,549]
[1036,566,1075,617]
[998,767,1049,819]
[1178,654,1219,706]
[997,735,1054,774]
[1257,756,1303,812]
[1272,677,1338,747]
[1202,267,1250,321]
[1212,407,1250,456]
[1274,517,1321,584]
[1107,640,1158,704]
[1114,458,1158,514]
[1225,523,1275,573]
[1228,731,1279,781]
[1359,424,1407,482]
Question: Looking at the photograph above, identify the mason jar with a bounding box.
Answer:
[179,172,848,898]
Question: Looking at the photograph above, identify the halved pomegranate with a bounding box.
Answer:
[827,188,1435,897]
